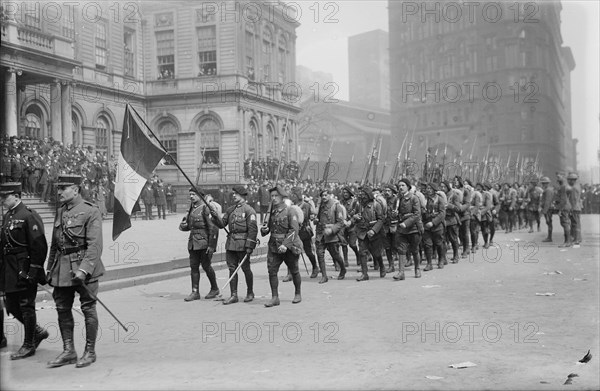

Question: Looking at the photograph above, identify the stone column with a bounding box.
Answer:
[50,80,62,141]
[4,69,18,138]
[61,82,72,145]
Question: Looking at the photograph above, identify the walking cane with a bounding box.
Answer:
[78,283,129,332]
[216,252,251,297]
[300,253,310,276]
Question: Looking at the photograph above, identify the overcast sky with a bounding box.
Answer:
[294,1,600,170]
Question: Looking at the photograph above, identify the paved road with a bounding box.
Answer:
[2,215,599,390]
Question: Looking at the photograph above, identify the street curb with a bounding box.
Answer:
[36,253,268,302]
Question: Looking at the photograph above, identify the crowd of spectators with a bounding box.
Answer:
[243,158,300,181]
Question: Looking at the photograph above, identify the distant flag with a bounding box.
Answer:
[112,104,167,240]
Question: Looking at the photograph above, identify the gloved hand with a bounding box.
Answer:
[260,226,269,236]
[71,270,86,284]
[245,248,253,255]
[367,230,375,238]
[277,245,287,253]
[206,248,215,257]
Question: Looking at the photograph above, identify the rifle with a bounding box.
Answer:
[372,135,382,185]
[361,141,378,186]
[322,139,334,185]
[263,112,290,227]
[344,154,354,183]
[194,145,206,186]
[299,150,312,181]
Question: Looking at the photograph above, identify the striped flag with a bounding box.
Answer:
[112,104,167,240]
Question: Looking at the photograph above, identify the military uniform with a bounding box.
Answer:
[0,182,49,360]
[540,177,555,242]
[212,186,258,304]
[479,184,494,248]
[315,195,346,283]
[566,172,582,245]
[353,187,385,281]
[292,187,319,278]
[260,186,303,307]
[46,175,105,368]
[499,185,517,232]
[457,183,472,257]
[525,182,543,233]
[422,183,446,271]
[180,188,219,301]
[383,184,400,273]
[443,184,462,262]
[469,186,482,253]
[394,182,422,280]
[554,174,572,247]
[340,189,360,267]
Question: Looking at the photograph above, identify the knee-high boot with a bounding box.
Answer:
[47,311,77,368]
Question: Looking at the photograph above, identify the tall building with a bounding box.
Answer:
[1,1,301,185]
[295,65,333,103]
[348,29,390,110]
[389,1,576,178]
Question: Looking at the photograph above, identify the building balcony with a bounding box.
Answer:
[1,20,74,60]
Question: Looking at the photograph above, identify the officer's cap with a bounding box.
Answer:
[567,172,579,180]
[56,174,83,187]
[0,182,22,196]
[269,185,288,197]
[539,176,550,184]
[232,185,248,197]
[189,186,204,196]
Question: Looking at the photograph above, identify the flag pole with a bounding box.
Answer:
[127,104,228,234]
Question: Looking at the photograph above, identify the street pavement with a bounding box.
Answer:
[1,215,599,390]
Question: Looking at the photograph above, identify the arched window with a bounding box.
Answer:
[198,117,220,165]
[262,27,272,81]
[266,122,275,157]
[72,115,80,146]
[25,113,41,139]
[96,116,110,152]
[278,34,288,83]
[245,25,255,81]
[158,120,178,164]
[248,119,258,159]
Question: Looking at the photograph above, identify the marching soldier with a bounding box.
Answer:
[540,176,555,242]
[566,172,582,245]
[525,179,543,233]
[46,174,105,368]
[260,186,303,307]
[466,179,481,253]
[382,184,400,273]
[314,189,347,283]
[454,176,471,258]
[352,186,385,281]
[211,185,258,304]
[554,172,572,247]
[499,183,517,233]
[441,180,461,263]
[340,187,360,268]
[180,187,219,302]
[421,182,446,270]
[0,182,49,360]
[394,178,422,280]
[489,183,501,245]
[478,183,494,249]
[290,187,319,278]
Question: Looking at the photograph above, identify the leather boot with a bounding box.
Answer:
[185,271,201,301]
[204,289,219,300]
[244,291,255,302]
[10,314,36,360]
[76,307,98,368]
[414,253,422,278]
[393,254,406,280]
[385,253,395,273]
[318,257,328,284]
[223,292,239,305]
[34,324,49,349]
[292,273,302,303]
[76,340,96,368]
[184,290,201,301]
[48,313,78,368]
[424,250,433,271]
[310,268,319,278]
[542,237,552,243]
[356,255,369,281]
[264,296,280,307]
[336,257,347,280]
[282,274,292,282]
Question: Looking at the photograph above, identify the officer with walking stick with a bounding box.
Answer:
[46,174,106,368]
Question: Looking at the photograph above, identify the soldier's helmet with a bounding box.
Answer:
[567,172,579,180]
[539,176,551,184]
